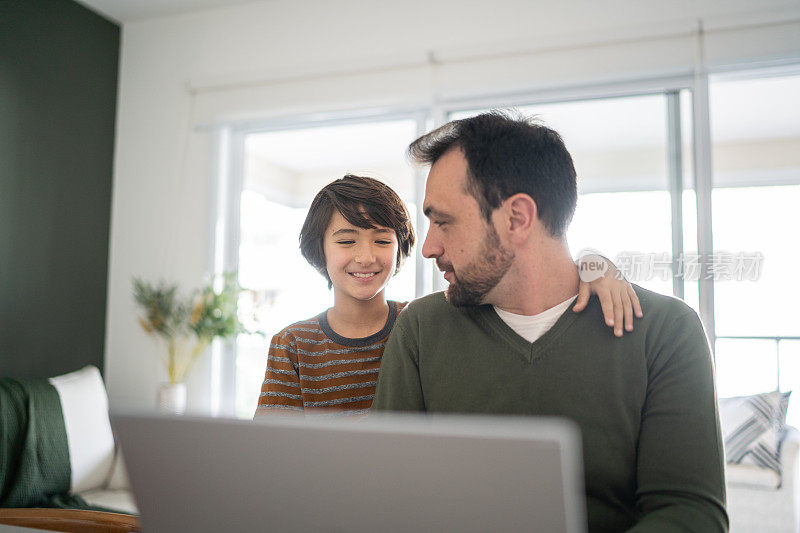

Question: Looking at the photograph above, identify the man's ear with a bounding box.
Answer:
[502,193,537,243]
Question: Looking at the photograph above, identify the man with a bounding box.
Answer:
[371,112,727,532]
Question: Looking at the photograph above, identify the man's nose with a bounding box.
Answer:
[421,230,441,259]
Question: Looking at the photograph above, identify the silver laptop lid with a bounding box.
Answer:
[112,412,587,533]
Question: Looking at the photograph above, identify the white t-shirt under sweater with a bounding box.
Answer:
[493,295,578,343]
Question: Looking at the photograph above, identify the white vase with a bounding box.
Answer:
[157,382,187,415]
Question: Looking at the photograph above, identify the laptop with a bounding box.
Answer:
[112,412,587,533]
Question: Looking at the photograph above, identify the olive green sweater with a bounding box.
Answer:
[372,287,727,532]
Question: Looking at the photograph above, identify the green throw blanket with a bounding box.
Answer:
[0,377,90,509]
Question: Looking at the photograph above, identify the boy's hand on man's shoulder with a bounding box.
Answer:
[573,252,643,338]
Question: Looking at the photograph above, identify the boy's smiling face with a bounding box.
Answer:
[323,210,398,303]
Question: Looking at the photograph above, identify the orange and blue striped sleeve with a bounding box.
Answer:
[254,330,303,417]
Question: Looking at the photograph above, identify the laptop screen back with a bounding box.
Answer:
[112,413,586,533]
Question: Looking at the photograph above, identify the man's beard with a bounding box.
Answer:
[440,224,515,307]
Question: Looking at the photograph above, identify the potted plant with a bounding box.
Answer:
[132,273,245,413]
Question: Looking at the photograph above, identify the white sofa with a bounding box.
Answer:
[719,388,799,533]
[726,427,799,533]
[48,366,138,515]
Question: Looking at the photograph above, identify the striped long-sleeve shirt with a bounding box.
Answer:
[254,301,407,417]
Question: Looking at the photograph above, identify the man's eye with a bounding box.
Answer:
[434,221,447,227]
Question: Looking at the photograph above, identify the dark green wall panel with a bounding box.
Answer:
[0,0,119,378]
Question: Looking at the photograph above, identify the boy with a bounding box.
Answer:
[255,174,640,416]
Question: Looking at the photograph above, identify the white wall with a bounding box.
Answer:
[105,0,800,412]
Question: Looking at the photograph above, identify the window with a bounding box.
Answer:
[709,72,800,426]
[217,68,800,425]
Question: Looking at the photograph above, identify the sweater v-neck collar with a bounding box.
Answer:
[475,300,581,364]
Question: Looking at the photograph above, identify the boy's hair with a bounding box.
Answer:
[408,110,577,238]
[299,174,415,289]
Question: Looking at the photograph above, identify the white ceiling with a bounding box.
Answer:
[74,0,258,23]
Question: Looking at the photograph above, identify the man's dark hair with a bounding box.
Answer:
[408,110,578,238]
[299,174,415,289]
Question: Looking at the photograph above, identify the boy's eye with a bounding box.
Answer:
[337,240,355,245]
[375,240,393,245]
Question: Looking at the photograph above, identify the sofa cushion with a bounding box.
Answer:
[77,488,139,515]
[719,390,791,476]
[48,366,115,494]
[105,447,131,491]
[726,463,782,489]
